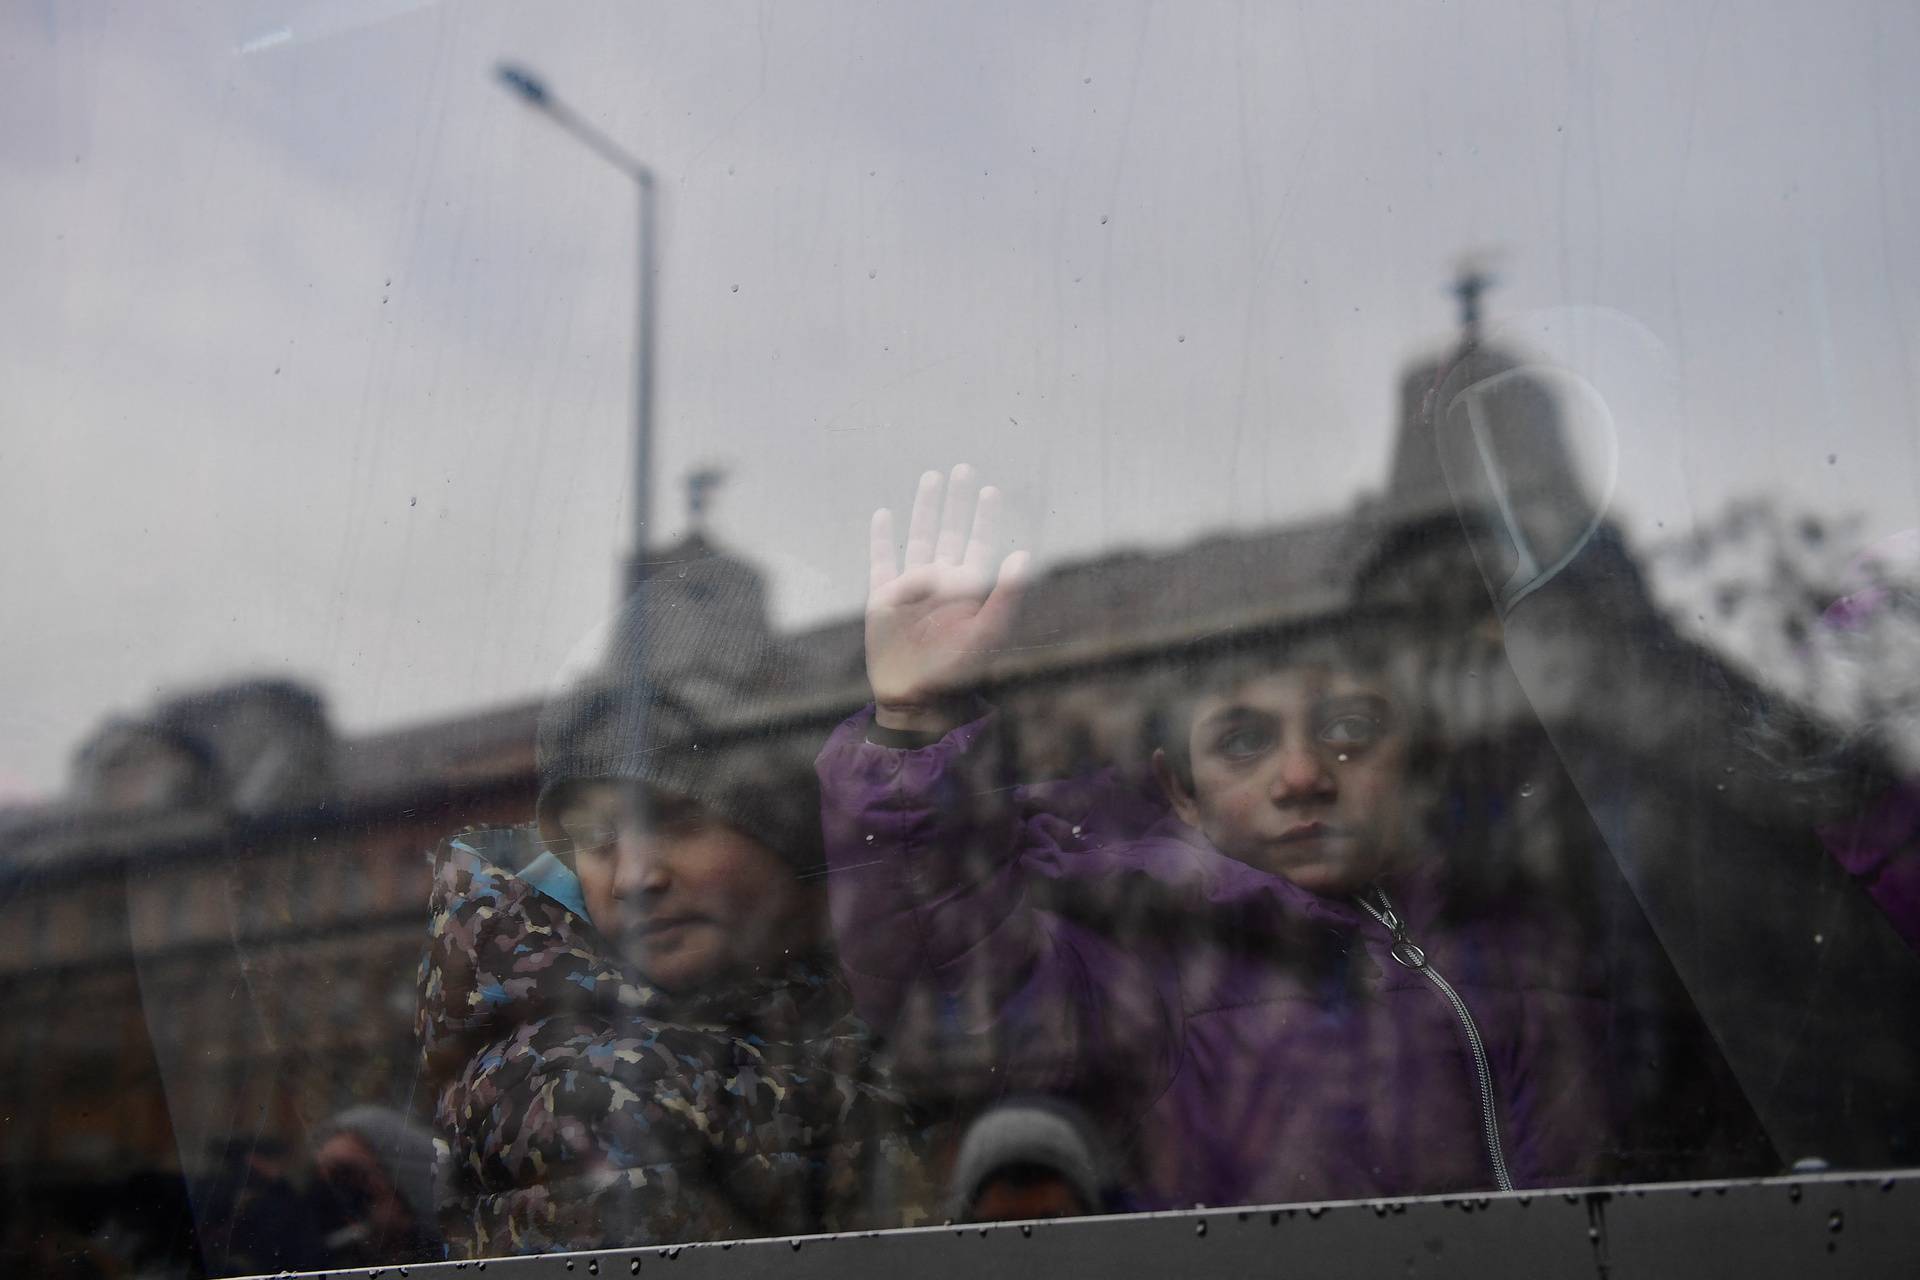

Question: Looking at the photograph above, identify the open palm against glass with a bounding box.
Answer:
[867,464,1030,733]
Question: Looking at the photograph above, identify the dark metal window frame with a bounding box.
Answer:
[264,1170,1916,1279]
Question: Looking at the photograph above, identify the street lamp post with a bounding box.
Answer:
[495,63,657,594]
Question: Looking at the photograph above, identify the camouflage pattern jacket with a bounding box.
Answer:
[417,833,927,1257]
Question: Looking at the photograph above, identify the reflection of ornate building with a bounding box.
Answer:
[0,332,1663,1188]
[4,310,1917,1258]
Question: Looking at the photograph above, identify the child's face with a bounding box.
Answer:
[1156,666,1413,895]
[555,781,821,992]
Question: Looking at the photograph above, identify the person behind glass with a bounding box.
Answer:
[817,466,1610,1211]
[309,1106,443,1266]
[417,559,926,1256]
[946,1097,1114,1223]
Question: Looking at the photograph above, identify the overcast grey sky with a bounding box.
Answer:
[3,0,1916,798]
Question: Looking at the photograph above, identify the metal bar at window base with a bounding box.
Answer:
[254,1169,1917,1279]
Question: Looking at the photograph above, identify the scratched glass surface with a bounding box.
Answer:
[3,3,1918,1274]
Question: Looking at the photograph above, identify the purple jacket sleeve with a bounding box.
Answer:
[816,707,1179,1102]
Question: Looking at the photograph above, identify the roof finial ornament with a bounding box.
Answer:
[1450,254,1499,349]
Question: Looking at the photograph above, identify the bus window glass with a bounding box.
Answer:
[3,3,1919,1274]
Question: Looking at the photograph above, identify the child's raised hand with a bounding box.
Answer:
[866,464,1030,733]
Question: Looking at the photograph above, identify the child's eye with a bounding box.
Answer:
[1213,726,1272,760]
[1317,714,1381,750]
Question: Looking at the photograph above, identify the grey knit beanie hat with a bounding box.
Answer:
[535,545,826,877]
[946,1097,1108,1220]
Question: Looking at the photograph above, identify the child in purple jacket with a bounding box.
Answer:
[816,466,1611,1210]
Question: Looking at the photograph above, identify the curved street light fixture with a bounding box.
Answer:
[494,62,659,592]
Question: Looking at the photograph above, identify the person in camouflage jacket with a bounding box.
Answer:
[416,552,931,1257]
[416,832,926,1254]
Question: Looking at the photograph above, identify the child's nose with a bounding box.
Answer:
[1271,738,1336,801]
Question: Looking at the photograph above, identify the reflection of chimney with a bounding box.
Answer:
[686,465,727,537]
[629,467,730,593]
